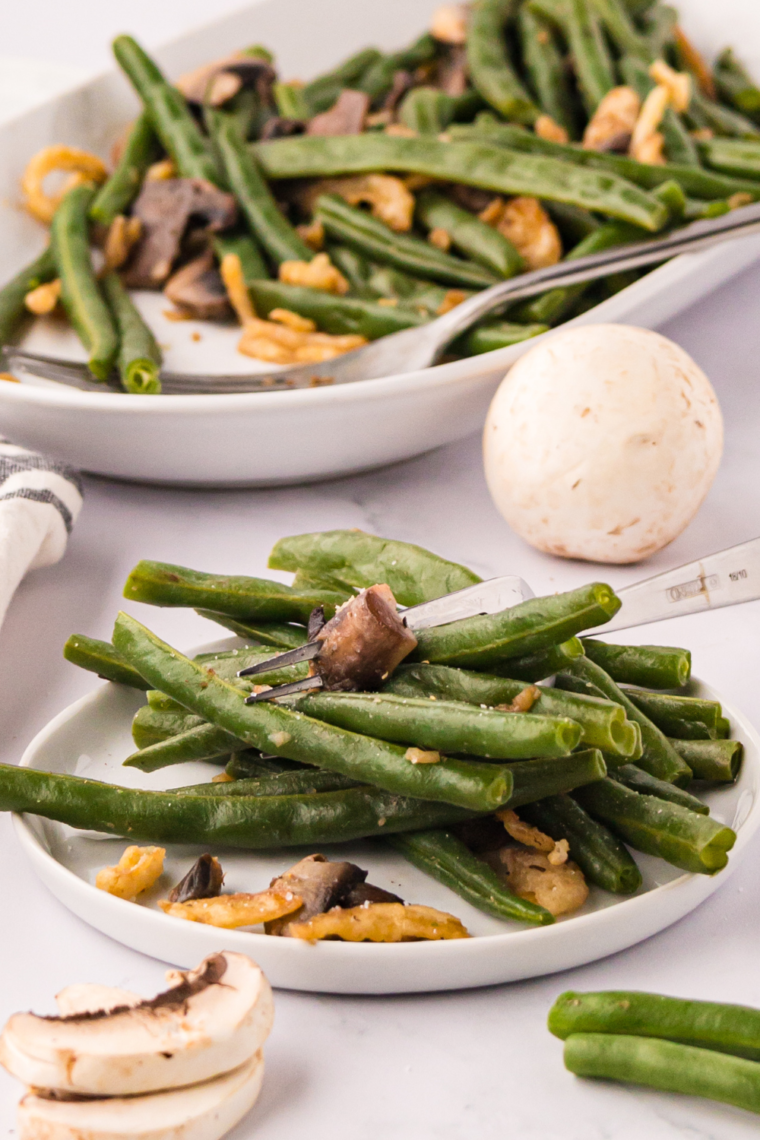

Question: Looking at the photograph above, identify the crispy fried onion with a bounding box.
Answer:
[489,846,588,916]
[296,219,325,251]
[535,114,569,144]
[431,4,469,44]
[302,174,415,232]
[103,215,143,271]
[496,685,541,714]
[279,252,349,294]
[496,808,569,864]
[583,86,641,153]
[238,311,366,365]
[629,62,691,165]
[96,845,165,901]
[159,889,304,928]
[22,146,108,225]
[145,159,177,182]
[24,279,61,315]
[480,196,562,270]
[288,902,470,941]
[220,253,257,324]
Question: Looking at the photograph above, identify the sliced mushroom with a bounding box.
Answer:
[307,89,371,136]
[164,249,232,320]
[0,951,273,1097]
[123,179,237,289]
[168,854,225,903]
[265,853,367,935]
[17,1048,264,1140]
[312,584,417,692]
[340,881,404,907]
[177,53,276,108]
[55,985,142,1018]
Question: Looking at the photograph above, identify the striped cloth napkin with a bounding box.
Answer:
[0,439,83,628]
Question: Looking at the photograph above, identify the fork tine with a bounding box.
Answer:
[237,641,321,677]
[244,674,324,702]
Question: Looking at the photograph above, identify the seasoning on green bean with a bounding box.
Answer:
[574,777,735,873]
[248,280,426,339]
[467,0,539,124]
[494,637,586,682]
[416,189,525,278]
[63,634,149,689]
[51,184,119,382]
[112,35,221,184]
[389,829,554,925]
[520,794,643,893]
[669,737,743,782]
[518,6,579,137]
[101,271,162,394]
[195,610,308,648]
[610,763,709,814]
[0,247,57,351]
[89,112,161,226]
[623,687,722,740]
[303,48,382,115]
[456,319,549,355]
[411,583,620,670]
[581,639,691,689]
[173,769,360,797]
[506,749,608,807]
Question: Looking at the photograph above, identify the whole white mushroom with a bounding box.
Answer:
[483,324,723,564]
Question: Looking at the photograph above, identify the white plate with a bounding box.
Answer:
[13,639,760,993]
[1,0,760,486]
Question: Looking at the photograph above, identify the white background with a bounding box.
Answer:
[3,3,760,1137]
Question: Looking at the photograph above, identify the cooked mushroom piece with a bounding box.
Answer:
[123,179,237,289]
[340,881,404,907]
[177,53,276,108]
[314,584,418,691]
[307,89,371,136]
[168,853,225,903]
[260,116,307,140]
[265,853,367,935]
[164,249,231,320]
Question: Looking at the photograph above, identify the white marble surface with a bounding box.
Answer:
[3,3,760,1137]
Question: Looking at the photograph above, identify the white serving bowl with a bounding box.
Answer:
[1,0,759,486]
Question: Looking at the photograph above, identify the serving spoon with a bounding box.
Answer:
[6,201,760,395]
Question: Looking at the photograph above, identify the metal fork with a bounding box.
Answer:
[7,201,760,394]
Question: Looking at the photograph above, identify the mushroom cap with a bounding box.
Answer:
[483,323,723,564]
[0,952,272,1097]
[17,1049,264,1140]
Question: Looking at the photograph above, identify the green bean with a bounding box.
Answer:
[411,583,620,671]
[362,265,463,317]
[358,34,438,105]
[0,762,479,847]
[546,201,601,243]
[687,89,760,141]
[494,637,586,681]
[101,271,162,394]
[51,184,119,382]
[112,36,221,184]
[390,829,554,925]
[89,113,161,226]
[113,612,517,811]
[123,559,349,623]
[63,634,149,689]
[0,247,57,350]
[557,657,691,784]
[714,49,760,123]
[195,610,308,648]
[716,716,731,738]
[272,81,309,121]
[618,56,699,167]
[562,0,617,114]
[212,230,269,283]
[131,706,204,749]
[269,529,481,605]
[518,6,579,137]
[208,109,311,265]
[383,663,640,756]
[506,749,608,806]
[226,751,302,779]
[303,48,383,115]
[127,721,239,769]
[326,243,375,297]
[699,138,760,180]
[146,691,185,712]
[563,1033,760,1115]
[467,0,539,124]
[317,194,500,289]
[549,989,760,1060]
[589,0,649,58]
[456,320,549,355]
[247,280,426,339]
[610,763,709,814]
[520,794,643,893]
[253,135,670,230]
[398,87,451,135]
[173,769,360,797]
[415,190,525,278]
[623,687,722,740]
[289,691,582,759]
[582,639,691,689]
[670,738,743,783]
[575,777,735,873]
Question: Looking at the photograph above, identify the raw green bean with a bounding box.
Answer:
[624,688,722,740]
[0,247,57,350]
[520,794,642,893]
[112,36,221,184]
[468,0,539,124]
[172,769,360,796]
[289,691,582,759]
[208,109,311,265]
[699,138,760,180]
[669,738,743,783]
[89,113,161,226]
[563,1033,760,1115]
[562,0,617,114]
[518,6,579,137]
[212,230,269,283]
[253,135,670,230]
[456,320,549,355]
[113,612,517,811]
[303,48,383,115]
[269,529,481,605]
[51,184,119,382]
[195,610,308,648]
[63,634,149,689]
[358,34,438,105]
[389,829,554,925]
[582,639,691,689]
[123,559,349,623]
[610,763,709,814]
[127,721,239,768]
[549,989,760,1060]
[273,81,309,121]
[494,637,585,682]
[416,190,525,278]
[101,271,162,394]
[317,194,500,289]
[557,657,691,784]
[247,280,426,339]
[411,583,621,670]
[575,777,735,873]
[383,662,640,756]
[506,749,608,807]
[714,49,760,122]
[0,762,478,847]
